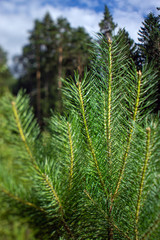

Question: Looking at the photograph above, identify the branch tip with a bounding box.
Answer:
[138,70,142,77]
[146,127,151,132]
[108,38,112,44]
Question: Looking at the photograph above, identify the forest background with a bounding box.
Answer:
[0,5,160,125]
[0,3,160,240]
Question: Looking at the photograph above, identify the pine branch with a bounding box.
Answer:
[77,80,107,196]
[84,190,131,240]
[11,101,38,170]
[12,96,75,239]
[84,189,108,218]
[113,224,132,240]
[107,39,112,162]
[112,70,142,201]
[67,122,74,190]
[135,127,151,240]
[40,173,75,239]
[0,186,45,213]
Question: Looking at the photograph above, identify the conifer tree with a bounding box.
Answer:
[99,5,117,40]
[70,27,92,77]
[138,12,160,64]
[116,28,138,65]
[40,13,58,117]
[0,34,159,240]
[13,13,92,121]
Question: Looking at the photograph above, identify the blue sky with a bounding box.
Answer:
[0,0,159,65]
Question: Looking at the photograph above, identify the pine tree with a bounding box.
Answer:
[13,13,92,122]
[40,13,58,118]
[70,27,92,77]
[0,35,159,240]
[99,5,117,40]
[13,19,46,125]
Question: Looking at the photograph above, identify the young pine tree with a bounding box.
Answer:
[0,35,159,240]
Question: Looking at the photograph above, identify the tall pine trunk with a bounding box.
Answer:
[36,54,41,125]
[58,46,63,112]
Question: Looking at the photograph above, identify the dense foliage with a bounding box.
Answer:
[0,35,159,240]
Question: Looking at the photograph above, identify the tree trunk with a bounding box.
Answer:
[57,46,63,112]
[58,46,63,88]
[45,76,49,117]
[36,56,41,125]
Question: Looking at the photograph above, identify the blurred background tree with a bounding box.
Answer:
[13,12,92,125]
[0,46,15,96]
[99,4,117,40]
[137,9,160,112]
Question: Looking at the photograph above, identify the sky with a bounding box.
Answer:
[0,0,159,65]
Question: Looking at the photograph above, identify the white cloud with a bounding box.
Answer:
[113,9,143,41]
[62,7,102,32]
[112,0,159,41]
[126,0,159,12]
[0,1,102,65]
[114,0,159,12]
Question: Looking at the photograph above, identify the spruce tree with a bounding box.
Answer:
[116,28,138,65]
[138,12,160,64]
[0,35,159,240]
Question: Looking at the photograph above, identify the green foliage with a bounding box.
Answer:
[0,208,35,240]
[138,12,160,63]
[0,92,35,240]
[115,28,138,65]
[0,35,160,240]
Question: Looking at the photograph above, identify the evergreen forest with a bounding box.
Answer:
[0,5,160,240]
